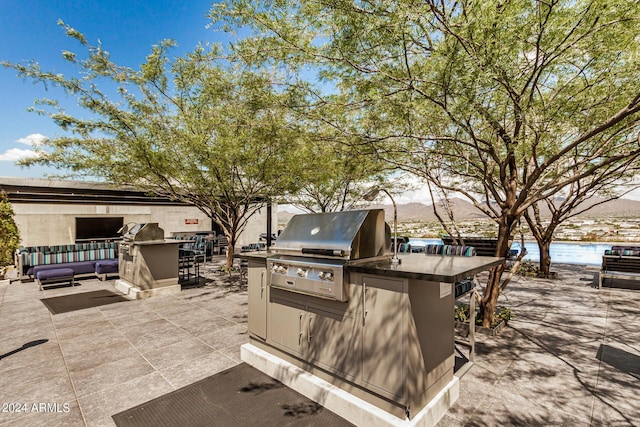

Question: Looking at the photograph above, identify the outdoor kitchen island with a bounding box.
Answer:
[114,223,184,299]
[240,210,503,427]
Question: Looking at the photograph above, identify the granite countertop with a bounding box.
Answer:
[238,251,272,261]
[240,251,503,283]
[347,253,504,283]
[129,239,184,245]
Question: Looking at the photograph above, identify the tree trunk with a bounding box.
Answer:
[480,263,506,327]
[226,243,235,269]
[479,220,513,328]
[538,239,552,278]
[225,231,236,269]
[523,205,556,279]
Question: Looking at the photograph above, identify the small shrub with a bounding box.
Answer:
[516,260,539,277]
[0,191,20,272]
[454,304,512,328]
[498,307,512,323]
[454,304,470,323]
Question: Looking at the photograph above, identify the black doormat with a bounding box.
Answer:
[41,289,129,315]
[112,363,354,427]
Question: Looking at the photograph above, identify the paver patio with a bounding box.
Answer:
[0,260,638,426]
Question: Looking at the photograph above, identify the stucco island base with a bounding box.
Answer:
[241,343,459,427]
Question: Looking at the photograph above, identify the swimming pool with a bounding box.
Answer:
[409,238,618,266]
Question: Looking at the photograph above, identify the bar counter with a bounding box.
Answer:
[348,253,504,282]
[240,251,504,283]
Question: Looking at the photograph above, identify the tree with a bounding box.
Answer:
[210,0,640,325]
[525,150,640,278]
[3,22,307,267]
[289,136,394,213]
[0,191,20,274]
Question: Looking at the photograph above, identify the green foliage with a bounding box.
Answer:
[515,260,541,277]
[455,304,512,328]
[498,307,513,324]
[217,265,239,276]
[0,191,20,268]
[454,304,470,323]
[211,0,640,221]
[3,23,312,267]
[289,135,395,212]
[208,0,640,323]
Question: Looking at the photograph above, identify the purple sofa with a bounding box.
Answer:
[95,259,119,281]
[29,259,119,284]
[17,242,119,282]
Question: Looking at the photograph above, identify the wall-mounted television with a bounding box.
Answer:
[75,217,124,241]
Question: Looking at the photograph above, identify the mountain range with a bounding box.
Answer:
[279,197,640,222]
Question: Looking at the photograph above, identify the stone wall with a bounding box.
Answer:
[11,202,276,250]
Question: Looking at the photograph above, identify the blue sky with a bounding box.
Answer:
[0,0,222,178]
[0,1,434,204]
[1,2,637,204]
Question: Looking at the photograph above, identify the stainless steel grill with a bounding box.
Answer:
[268,209,390,301]
[119,223,165,264]
[121,223,164,242]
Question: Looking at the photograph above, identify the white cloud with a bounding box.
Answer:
[393,173,431,204]
[0,147,39,162]
[16,133,48,146]
[390,172,473,204]
[622,187,640,201]
[0,133,48,162]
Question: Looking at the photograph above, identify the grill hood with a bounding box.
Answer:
[121,222,164,242]
[273,209,391,260]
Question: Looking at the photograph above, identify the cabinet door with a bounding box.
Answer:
[307,304,359,378]
[360,275,407,399]
[247,261,267,340]
[269,297,306,356]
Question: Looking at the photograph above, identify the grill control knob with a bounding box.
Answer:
[318,271,333,280]
[272,265,287,274]
[297,268,306,277]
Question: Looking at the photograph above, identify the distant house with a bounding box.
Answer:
[0,177,274,248]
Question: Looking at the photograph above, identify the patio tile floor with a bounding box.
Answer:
[0,259,638,426]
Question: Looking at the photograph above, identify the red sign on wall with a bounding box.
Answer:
[185,219,199,224]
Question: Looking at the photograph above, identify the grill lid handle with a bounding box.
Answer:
[301,248,345,257]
